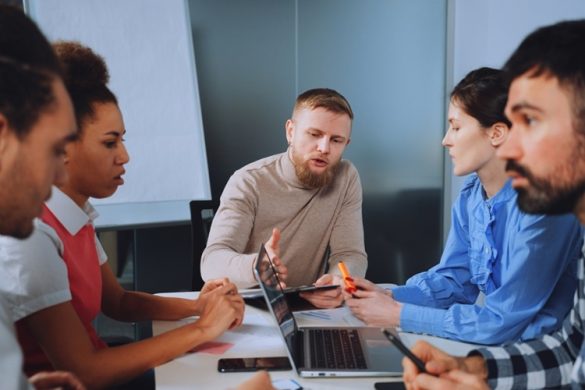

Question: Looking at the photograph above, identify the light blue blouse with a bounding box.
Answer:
[392,174,583,345]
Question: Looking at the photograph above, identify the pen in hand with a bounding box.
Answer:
[337,261,357,296]
[382,329,427,373]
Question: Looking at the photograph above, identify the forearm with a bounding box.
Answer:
[104,292,198,322]
[201,247,257,288]
[56,322,212,390]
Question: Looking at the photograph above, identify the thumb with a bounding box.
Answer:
[268,227,281,249]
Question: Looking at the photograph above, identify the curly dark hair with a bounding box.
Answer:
[53,41,118,133]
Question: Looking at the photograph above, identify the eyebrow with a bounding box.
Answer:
[509,101,544,113]
[104,129,126,137]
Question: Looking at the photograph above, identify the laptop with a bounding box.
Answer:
[253,244,404,377]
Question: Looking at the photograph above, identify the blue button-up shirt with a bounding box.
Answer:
[392,174,583,345]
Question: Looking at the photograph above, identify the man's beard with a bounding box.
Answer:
[291,148,339,189]
[506,157,585,215]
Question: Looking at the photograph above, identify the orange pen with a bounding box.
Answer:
[337,261,357,295]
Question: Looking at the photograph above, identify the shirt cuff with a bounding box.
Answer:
[468,348,500,388]
[392,285,433,305]
[399,303,447,337]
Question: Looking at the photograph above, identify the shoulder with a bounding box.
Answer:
[222,153,283,198]
[0,219,63,264]
[233,153,283,178]
[0,220,70,321]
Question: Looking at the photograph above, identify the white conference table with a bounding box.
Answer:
[153,291,480,390]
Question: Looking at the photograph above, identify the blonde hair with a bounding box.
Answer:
[293,88,353,119]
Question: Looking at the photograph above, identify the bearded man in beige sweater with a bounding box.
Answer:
[201,88,367,308]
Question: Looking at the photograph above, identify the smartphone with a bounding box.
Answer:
[374,382,406,390]
[217,356,292,372]
[382,329,427,373]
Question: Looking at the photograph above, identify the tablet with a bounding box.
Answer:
[240,284,339,299]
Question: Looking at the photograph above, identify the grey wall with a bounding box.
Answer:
[443,0,585,242]
[189,0,447,284]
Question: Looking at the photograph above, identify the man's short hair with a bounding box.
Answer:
[0,6,62,139]
[293,88,354,119]
[503,19,585,135]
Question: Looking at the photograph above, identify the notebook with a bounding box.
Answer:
[253,244,403,377]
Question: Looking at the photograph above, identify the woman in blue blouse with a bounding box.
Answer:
[346,67,583,345]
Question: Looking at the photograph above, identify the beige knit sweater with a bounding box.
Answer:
[200,152,367,288]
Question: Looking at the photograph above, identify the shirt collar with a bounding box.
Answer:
[45,186,99,235]
[485,178,515,206]
[280,150,307,189]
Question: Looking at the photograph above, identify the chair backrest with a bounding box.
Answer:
[189,200,220,291]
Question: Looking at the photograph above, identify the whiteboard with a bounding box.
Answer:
[25,0,211,229]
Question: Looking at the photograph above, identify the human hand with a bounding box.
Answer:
[195,284,245,340]
[409,369,490,390]
[265,228,288,287]
[345,283,401,327]
[195,278,238,315]
[29,371,85,390]
[403,341,487,390]
[236,371,275,390]
[200,277,232,295]
[299,274,343,308]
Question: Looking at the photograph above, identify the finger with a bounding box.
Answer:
[402,355,419,384]
[415,373,454,390]
[315,273,333,285]
[445,369,486,387]
[268,227,281,250]
[29,371,85,390]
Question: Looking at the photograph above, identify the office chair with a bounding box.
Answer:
[189,200,220,291]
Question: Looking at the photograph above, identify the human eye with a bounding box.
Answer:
[104,140,117,149]
[522,114,537,126]
[332,138,345,144]
[53,145,66,157]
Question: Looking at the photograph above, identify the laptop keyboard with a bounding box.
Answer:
[308,329,367,369]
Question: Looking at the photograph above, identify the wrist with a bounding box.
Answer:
[389,299,402,327]
[190,320,214,345]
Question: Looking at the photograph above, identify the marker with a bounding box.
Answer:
[337,261,357,295]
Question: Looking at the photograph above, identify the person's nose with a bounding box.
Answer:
[496,127,521,162]
[317,136,330,154]
[442,128,452,148]
[53,158,68,186]
[116,142,130,165]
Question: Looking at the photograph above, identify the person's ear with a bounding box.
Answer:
[285,119,294,146]
[0,113,15,168]
[489,122,509,147]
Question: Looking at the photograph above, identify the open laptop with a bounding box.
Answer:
[253,244,404,377]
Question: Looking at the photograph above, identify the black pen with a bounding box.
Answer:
[382,329,427,373]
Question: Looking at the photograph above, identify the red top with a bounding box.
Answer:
[17,205,106,376]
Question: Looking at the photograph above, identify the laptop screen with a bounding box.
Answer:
[254,244,300,366]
